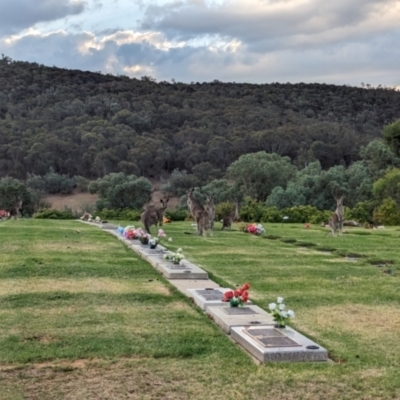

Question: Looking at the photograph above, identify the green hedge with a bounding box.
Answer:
[33,209,76,219]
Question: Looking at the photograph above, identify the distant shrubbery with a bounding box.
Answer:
[33,209,76,219]
[165,209,188,221]
[96,208,142,221]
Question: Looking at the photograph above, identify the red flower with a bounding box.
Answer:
[247,224,257,234]
[223,291,234,301]
[241,283,250,291]
[234,289,242,297]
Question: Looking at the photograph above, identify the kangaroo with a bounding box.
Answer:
[141,198,169,234]
[329,196,344,236]
[198,208,212,237]
[186,188,205,234]
[205,193,215,234]
[221,201,239,230]
[7,199,23,220]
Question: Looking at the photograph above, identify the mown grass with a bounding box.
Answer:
[1,219,400,399]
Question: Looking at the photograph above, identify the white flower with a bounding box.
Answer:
[277,297,284,304]
[269,303,277,311]
[168,237,173,242]
[177,248,183,253]
[279,303,285,311]
[287,310,295,318]
[280,311,288,318]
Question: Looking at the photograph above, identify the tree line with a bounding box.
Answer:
[1,55,400,181]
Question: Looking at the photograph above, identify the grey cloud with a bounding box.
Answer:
[0,0,85,35]
[139,0,398,44]
[2,22,399,88]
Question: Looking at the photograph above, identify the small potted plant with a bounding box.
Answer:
[268,297,295,328]
[222,283,250,307]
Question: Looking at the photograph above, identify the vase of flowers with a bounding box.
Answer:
[222,283,250,307]
[268,297,295,328]
[139,233,150,245]
[149,237,159,249]
[163,248,185,265]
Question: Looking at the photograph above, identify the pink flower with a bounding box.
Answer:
[158,229,166,237]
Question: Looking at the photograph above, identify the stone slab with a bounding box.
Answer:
[137,245,168,256]
[153,259,208,280]
[187,288,235,310]
[169,280,221,297]
[100,223,119,230]
[231,326,328,362]
[205,305,274,333]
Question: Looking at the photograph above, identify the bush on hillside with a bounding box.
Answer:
[165,209,188,221]
[33,209,76,219]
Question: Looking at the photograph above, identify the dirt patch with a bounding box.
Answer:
[44,181,180,213]
[45,191,98,213]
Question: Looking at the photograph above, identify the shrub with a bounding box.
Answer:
[373,197,400,225]
[239,198,265,222]
[215,202,236,221]
[33,209,76,219]
[96,208,142,221]
[165,209,188,221]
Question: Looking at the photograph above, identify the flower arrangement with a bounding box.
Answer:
[139,233,150,244]
[149,237,159,248]
[246,223,265,235]
[163,248,185,265]
[223,283,250,307]
[268,297,295,327]
[123,226,136,239]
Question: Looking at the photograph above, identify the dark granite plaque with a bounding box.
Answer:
[196,289,224,301]
[244,327,301,348]
[222,307,258,315]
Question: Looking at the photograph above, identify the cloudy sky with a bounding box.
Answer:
[0,0,399,87]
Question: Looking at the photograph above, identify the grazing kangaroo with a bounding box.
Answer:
[205,193,215,234]
[186,188,205,234]
[329,196,344,236]
[221,201,239,230]
[7,199,23,220]
[141,198,169,234]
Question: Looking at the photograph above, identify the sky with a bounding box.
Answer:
[0,0,399,87]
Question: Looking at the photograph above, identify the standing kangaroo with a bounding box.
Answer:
[329,196,344,236]
[205,193,215,234]
[221,201,239,230]
[186,188,205,235]
[141,198,169,234]
[7,199,23,220]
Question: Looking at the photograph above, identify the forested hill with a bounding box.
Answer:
[1,55,400,180]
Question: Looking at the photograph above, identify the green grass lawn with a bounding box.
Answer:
[1,219,399,399]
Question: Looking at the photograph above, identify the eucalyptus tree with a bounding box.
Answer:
[359,139,400,180]
[89,172,152,210]
[227,151,297,202]
[382,119,400,157]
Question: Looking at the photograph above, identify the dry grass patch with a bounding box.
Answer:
[0,278,170,296]
[30,242,120,253]
[301,304,400,339]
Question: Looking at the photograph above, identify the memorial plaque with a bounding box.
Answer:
[168,265,191,269]
[222,307,259,315]
[244,327,301,348]
[195,289,224,301]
